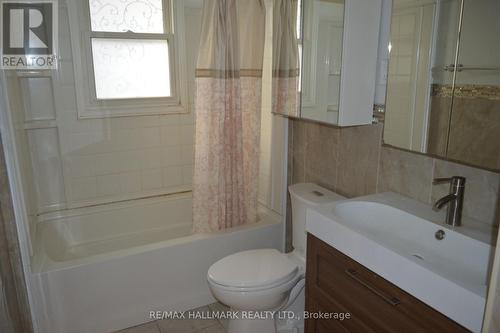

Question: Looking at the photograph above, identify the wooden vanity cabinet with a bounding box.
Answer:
[305,234,470,333]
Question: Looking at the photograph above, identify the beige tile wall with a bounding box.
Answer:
[428,93,500,170]
[290,120,383,198]
[378,146,434,203]
[288,119,500,230]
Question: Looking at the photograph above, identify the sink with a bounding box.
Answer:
[332,200,491,289]
[306,192,495,333]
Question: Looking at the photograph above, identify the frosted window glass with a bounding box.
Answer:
[89,0,164,33]
[91,38,171,99]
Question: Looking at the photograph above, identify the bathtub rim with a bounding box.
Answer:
[32,204,282,274]
[36,191,193,224]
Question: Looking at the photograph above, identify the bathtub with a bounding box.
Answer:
[30,192,284,333]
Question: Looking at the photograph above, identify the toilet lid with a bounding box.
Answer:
[208,249,299,289]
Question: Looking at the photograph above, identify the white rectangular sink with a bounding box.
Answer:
[306,192,496,333]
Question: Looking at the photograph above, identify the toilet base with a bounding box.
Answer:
[226,287,305,333]
[276,285,305,333]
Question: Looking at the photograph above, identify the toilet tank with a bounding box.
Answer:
[288,183,345,258]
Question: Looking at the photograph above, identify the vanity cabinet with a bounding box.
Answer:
[305,234,470,333]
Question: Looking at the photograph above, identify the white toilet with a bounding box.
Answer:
[207,183,345,333]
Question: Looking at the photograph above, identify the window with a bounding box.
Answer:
[69,0,188,118]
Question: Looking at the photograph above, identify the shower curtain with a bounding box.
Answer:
[272,0,300,116]
[193,0,265,232]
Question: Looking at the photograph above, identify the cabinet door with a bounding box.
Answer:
[306,287,376,333]
[275,0,382,126]
[297,0,346,125]
[305,233,470,333]
[337,0,381,126]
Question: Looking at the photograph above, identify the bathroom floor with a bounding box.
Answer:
[114,303,229,333]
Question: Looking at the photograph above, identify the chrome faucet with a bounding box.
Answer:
[433,176,466,227]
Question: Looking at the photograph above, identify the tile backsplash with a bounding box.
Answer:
[428,85,500,170]
[288,119,500,229]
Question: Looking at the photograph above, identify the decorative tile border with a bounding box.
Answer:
[431,84,500,100]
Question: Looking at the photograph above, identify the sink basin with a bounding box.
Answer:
[306,192,495,333]
[332,200,491,289]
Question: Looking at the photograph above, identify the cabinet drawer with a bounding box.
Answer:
[306,234,469,333]
[306,289,376,333]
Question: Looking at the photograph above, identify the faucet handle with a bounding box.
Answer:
[433,176,466,187]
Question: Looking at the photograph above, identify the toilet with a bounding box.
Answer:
[207,183,345,333]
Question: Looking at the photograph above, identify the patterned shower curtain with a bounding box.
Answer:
[192,0,265,233]
[272,0,299,116]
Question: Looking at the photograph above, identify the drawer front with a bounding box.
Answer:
[305,287,376,333]
[305,234,470,333]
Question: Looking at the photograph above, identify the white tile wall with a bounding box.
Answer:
[5,75,38,220]
[20,77,56,121]
[161,147,182,167]
[182,165,194,186]
[71,177,97,201]
[162,167,183,187]
[160,126,181,146]
[27,127,66,211]
[141,168,163,191]
[97,174,123,197]
[9,1,284,217]
[6,1,201,211]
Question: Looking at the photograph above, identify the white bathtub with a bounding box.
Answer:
[30,192,284,333]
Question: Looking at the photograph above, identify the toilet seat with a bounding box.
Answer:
[208,249,299,292]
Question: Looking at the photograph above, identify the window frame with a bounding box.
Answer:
[68,0,188,118]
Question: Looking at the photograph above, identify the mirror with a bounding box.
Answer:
[299,0,345,124]
[383,0,500,171]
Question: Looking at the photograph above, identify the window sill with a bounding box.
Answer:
[77,102,188,119]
